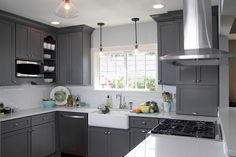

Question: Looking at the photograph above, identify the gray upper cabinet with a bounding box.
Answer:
[16,24,43,61]
[57,26,94,85]
[176,85,218,116]
[88,127,130,157]
[157,19,183,85]
[177,66,218,85]
[0,19,16,85]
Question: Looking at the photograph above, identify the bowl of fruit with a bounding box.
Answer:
[131,101,159,113]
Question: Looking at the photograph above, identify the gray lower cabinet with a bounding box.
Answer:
[176,85,218,116]
[0,19,16,85]
[31,113,56,157]
[88,127,130,157]
[129,117,160,149]
[130,128,150,150]
[2,128,31,157]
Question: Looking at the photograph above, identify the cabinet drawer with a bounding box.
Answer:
[1,117,31,134]
[130,117,159,129]
[32,112,55,126]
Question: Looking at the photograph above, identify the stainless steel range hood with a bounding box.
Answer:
[160,0,236,66]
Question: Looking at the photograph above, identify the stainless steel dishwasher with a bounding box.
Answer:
[58,112,88,157]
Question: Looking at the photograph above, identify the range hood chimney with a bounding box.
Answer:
[160,0,236,66]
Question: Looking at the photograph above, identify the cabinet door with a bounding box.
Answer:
[69,32,83,84]
[130,128,149,150]
[109,129,130,157]
[0,19,16,85]
[32,122,56,157]
[177,66,197,84]
[30,28,43,61]
[197,66,218,85]
[158,19,183,85]
[176,85,218,116]
[88,127,108,157]
[16,24,30,60]
[1,128,31,157]
[57,34,68,84]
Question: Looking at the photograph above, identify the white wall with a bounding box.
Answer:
[0,21,176,110]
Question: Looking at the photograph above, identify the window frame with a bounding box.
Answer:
[92,44,158,92]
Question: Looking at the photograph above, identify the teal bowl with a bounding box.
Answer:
[42,100,55,108]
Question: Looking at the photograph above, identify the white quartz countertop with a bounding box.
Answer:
[0,106,217,122]
[219,107,236,157]
[125,134,226,157]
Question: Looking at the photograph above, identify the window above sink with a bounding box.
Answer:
[93,44,158,92]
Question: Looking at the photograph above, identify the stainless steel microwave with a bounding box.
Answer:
[16,60,43,78]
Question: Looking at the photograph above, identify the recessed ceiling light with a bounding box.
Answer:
[153,4,165,9]
[50,21,60,25]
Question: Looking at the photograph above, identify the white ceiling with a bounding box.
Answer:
[0,0,218,28]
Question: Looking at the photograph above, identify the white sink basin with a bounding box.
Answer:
[88,109,129,129]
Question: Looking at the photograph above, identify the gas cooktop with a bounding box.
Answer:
[151,119,216,139]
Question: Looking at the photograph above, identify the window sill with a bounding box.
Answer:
[93,88,160,93]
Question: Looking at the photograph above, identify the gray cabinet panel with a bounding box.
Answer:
[88,127,108,157]
[177,66,197,84]
[57,34,68,84]
[32,112,55,126]
[197,66,218,85]
[1,128,31,157]
[176,85,218,116]
[109,129,129,157]
[1,117,31,134]
[158,20,183,85]
[130,128,149,150]
[30,28,43,61]
[16,24,30,60]
[32,122,56,157]
[69,32,83,84]
[0,19,16,85]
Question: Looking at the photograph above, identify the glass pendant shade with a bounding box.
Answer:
[55,0,78,18]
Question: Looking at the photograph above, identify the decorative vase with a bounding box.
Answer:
[163,101,172,112]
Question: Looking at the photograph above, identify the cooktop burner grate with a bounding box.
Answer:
[151,119,216,139]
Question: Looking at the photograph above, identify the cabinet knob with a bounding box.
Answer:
[12,80,16,83]
[192,80,197,83]
[107,131,111,135]
[158,79,161,83]
[192,112,198,115]
[42,117,46,120]
[196,80,201,83]
[141,130,146,133]
[104,131,107,135]
[14,123,19,127]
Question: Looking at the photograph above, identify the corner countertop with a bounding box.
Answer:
[125,134,226,157]
[219,107,236,157]
[0,106,218,122]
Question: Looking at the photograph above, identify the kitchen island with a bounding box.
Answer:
[125,134,226,157]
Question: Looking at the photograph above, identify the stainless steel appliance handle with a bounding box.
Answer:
[61,115,85,119]
[16,60,41,65]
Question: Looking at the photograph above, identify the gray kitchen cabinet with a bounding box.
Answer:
[0,19,16,85]
[32,122,56,157]
[58,112,88,157]
[1,117,31,157]
[176,85,218,116]
[129,117,160,149]
[177,66,218,85]
[88,127,130,157]
[57,26,93,85]
[157,19,183,85]
[32,113,56,157]
[16,24,43,61]
[130,128,150,150]
[1,128,31,157]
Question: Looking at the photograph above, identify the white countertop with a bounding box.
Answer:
[125,134,226,157]
[219,107,236,157]
[0,106,217,122]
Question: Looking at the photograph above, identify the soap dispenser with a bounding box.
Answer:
[105,95,113,108]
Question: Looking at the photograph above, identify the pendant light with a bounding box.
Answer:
[132,18,140,55]
[98,22,105,56]
[55,0,78,18]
